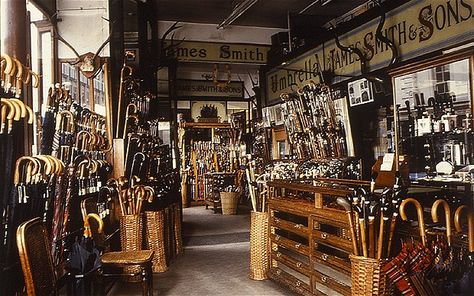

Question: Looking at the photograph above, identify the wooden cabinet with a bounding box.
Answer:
[268,179,369,296]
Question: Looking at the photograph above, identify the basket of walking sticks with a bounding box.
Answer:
[247,162,270,280]
[338,173,405,295]
[114,178,155,277]
[220,186,240,215]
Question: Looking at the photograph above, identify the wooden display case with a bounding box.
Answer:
[267,179,370,296]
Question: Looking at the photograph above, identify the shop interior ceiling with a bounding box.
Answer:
[149,0,369,95]
[153,0,369,28]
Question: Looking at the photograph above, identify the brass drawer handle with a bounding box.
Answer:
[294,223,303,229]
[321,276,328,283]
[274,218,280,224]
[296,280,301,287]
[296,262,302,268]
[276,252,282,258]
[275,235,280,241]
[322,254,328,261]
[276,269,282,275]
[321,233,328,239]
[295,243,301,249]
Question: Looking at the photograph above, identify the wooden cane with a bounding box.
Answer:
[337,197,359,256]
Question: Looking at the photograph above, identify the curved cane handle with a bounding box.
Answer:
[400,198,426,246]
[431,199,452,246]
[83,213,104,238]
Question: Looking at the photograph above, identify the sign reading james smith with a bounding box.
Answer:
[176,80,244,99]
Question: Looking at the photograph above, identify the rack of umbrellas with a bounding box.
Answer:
[338,173,474,296]
[280,83,347,160]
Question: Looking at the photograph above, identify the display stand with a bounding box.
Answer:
[178,122,235,207]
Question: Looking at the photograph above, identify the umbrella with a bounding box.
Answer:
[67,213,103,275]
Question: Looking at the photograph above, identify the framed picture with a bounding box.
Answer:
[273,104,284,126]
[191,101,226,122]
[348,78,374,106]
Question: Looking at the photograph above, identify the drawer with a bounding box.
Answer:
[313,269,351,296]
[310,209,348,229]
[271,216,309,238]
[313,230,353,253]
[270,201,311,218]
[271,250,311,277]
[269,267,312,296]
[313,250,351,275]
[271,233,310,256]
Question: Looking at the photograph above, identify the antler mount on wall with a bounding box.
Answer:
[52,18,112,79]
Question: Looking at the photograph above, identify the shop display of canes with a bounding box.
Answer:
[342,173,405,295]
[117,182,155,279]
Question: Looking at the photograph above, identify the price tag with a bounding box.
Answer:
[381,153,395,171]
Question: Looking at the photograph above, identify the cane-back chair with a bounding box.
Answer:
[16,217,58,296]
[83,212,155,296]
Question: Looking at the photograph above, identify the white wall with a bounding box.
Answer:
[158,20,283,45]
[56,0,110,59]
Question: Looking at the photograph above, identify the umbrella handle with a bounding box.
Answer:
[454,205,474,253]
[400,198,426,246]
[431,199,452,246]
[84,213,104,238]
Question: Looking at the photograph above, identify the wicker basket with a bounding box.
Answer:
[350,255,393,296]
[120,214,143,279]
[164,206,173,261]
[249,211,269,280]
[144,211,168,273]
[220,192,239,215]
[173,203,184,256]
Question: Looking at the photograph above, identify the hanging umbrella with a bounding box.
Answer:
[67,213,103,275]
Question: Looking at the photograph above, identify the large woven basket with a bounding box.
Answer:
[173,203,184,256]
[220,192,239,215]
[350,255,392,296]
[144,211,168,273]
[249,211,269,280]
[120,214,143,279]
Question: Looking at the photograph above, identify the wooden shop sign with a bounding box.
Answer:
[164,40,270,64]
[266,0,474,103]
[176,80,244,99]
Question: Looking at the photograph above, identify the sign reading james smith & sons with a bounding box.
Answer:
[176,80,244,99]
[164,40,270,64]
[266,0,474,103]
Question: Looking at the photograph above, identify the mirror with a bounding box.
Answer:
[393,57,473,179]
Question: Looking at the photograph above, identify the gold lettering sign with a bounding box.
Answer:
[176,80,244,99]
[165,40,270,64]
[267,0,474,103]
[266,47,325,102]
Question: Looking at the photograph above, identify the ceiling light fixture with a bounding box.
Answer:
[217,0,259,30]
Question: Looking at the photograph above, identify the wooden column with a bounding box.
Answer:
[1,0,28,64]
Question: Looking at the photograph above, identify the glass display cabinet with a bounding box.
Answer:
[392,52,474,185]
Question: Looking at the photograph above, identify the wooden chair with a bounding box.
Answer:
[16,217,58,296]
[84,213,155,296]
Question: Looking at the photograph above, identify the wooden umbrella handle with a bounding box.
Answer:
[400,198,426,246]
